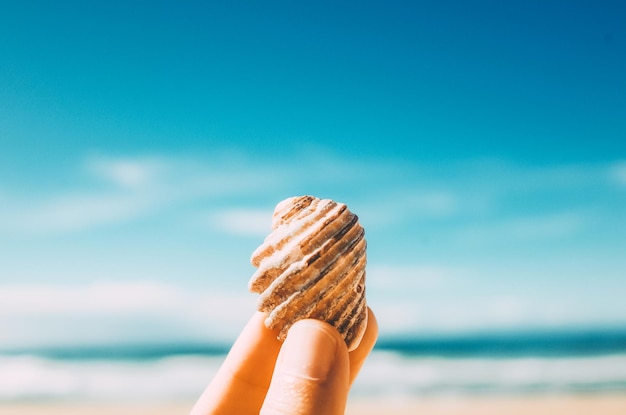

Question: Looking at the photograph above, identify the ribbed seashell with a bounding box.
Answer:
[249,195,367,351]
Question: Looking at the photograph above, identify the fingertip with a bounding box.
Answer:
[289,318,347,348]
[190,312,282,415]
[278,319,344,381]
[261,319,351,415]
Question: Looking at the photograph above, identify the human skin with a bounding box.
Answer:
[190,308,378,415]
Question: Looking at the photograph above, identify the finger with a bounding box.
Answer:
[260,319,350,415]
[190,312,282,415]
[349,307,378,385]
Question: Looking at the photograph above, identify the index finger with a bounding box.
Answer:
[190,312,282,415]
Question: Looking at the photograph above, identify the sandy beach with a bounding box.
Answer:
[347,394,626,415]
[2,394,626,415]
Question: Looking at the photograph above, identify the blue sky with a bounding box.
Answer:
[1,1,625,349]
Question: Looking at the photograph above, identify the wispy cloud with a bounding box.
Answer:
[0,281,184,315]
[0,193,153,233]
[0,153,285,234]
[371,292,626,337]
[447,159,611,192]
[0,158,158,233]
[205,208,273,237]
[349,158,617,230]
[0,150,400,234]
[610,161,626,186]
[0,281,256,348]
[87,157,165,189]
[367,264,453,292]
[453,211,586,245]
[357,190,459,227]
[0,151,620,242]
[364,265,542,335]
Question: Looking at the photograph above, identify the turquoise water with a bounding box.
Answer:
[2,329,626,402]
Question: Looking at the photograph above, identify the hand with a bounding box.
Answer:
[190,308,378,415]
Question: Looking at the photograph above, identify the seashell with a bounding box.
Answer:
[248,195,367,351]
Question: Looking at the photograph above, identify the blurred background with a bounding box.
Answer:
[1,1,625,413]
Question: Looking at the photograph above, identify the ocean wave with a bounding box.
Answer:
[2,352,626,403]
[353,352,626,396]
[0,354,221,403]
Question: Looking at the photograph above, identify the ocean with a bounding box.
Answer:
[2,328,626,403]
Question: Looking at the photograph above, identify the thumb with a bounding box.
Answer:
[260,319,350,415]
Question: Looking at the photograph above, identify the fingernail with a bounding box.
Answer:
[279,320,338,381]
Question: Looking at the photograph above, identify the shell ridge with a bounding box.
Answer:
[249,195,367,350]
[267,244,366,331]
[250,200,343,282]
[261,223,364,309]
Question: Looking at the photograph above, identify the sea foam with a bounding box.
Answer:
[2,351,626,403]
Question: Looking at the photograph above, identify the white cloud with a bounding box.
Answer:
[358,190,459,227]
[0,149,412,235]
[0,281,256,349]
[408,192,457,215]
[87,157,164,189]
[0,281,256,319]
[1,152,624,347]
[487,296,531,326]
[359,265,562,336]
[370,293,614,337]
[454,211,585,245]
[0,281,183,315]
[367,265,453,292]
[504,212,585,239]
[610,161,626,186]
[0,158,163,234]
[0,153,286,234]
[2,151,620,236]
[2,271,625,350]
[452,159,609,192]
[0,193,152,233]
[207,208,273,237]
[354,159,618,230]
